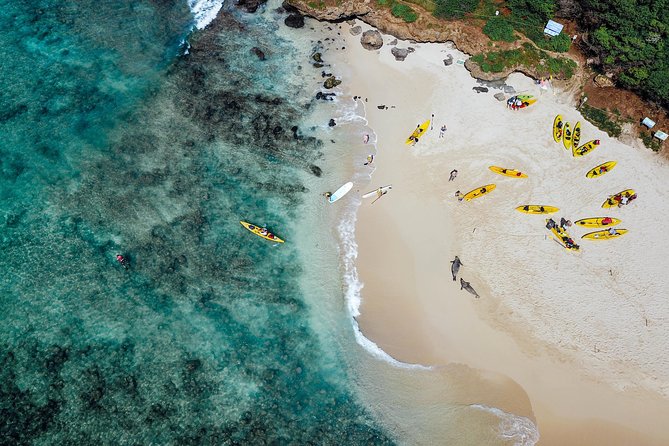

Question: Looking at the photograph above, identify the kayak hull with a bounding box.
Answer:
[602,189,636,208]
[553,115,563,143]
[582,229,628,240]
[546,219,579,251]
[572,121,581,149]
[405,119,431,145]
[586,161,617,178]
[573,140,600,157]
[463,184,496,201]
[562,122,572,150]
[240,221,285,243]
[574,217,621,228]
[489,166,528,178]
[516,205,559,214]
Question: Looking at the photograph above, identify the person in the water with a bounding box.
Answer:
[116,254,129,269]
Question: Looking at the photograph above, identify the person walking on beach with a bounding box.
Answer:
[430,114,434,130]
[364,154,374,166]
[449,169,458,181]
[439,125,447,138]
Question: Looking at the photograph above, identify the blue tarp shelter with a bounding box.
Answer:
[544,20,564,37]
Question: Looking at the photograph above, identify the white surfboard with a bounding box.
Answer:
[362,185,392,199]
[329,181,353,203]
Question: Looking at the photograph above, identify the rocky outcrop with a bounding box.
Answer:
[361,30,383,50]
[323,76,341,89]
[237,0,267,13]
[284,13,305,28]
[349,25,362,36]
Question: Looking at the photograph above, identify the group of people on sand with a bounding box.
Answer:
[506,96,528,110]
[611,190,637,207]
[546,218,578,249]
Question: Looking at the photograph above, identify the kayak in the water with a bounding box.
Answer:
[240,221,285,243]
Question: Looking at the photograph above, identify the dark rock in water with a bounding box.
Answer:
[328,119,336,127]
[272,125,283,135]
[312,63,323,68]
[316,91,336,101]
[391,47,410,61]
[284,14,304,28]
[323,76,341,89]
[360,30,383,50]
[312,52,322,63]
[473,86,489,93]
[236,0,267,13]
[389,38,398,46]
[250,47,266,60]
[310,165,322,177]
[349,26,362,36]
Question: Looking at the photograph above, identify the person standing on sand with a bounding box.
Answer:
[455,190,463,202]
[449,169,458,181]
[363,134,369,144]
[430,114,434,130]
[439,125,447,138]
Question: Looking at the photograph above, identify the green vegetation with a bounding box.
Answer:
[433,0,479,19]
[577,0,669,107]
[483,16,516,42]
[506,0,571,53]
[580,104,622,137]
[471,42,576,78]
[377,0,419,22]
[640,131,663,152]
[392,3,419,22]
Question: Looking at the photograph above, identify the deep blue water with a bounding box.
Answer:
[0,1,392,443]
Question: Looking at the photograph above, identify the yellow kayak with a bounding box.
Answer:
[489,166,528,178]
[516,205,559,214]
[602,189,636,208]
[546,219,579,251]
[581,229,628,240]
[240,221,285,243]
[562,122,572,150]
[586,161,617,178]
[405,119,431,145]
[553,115,563,143]
[463,184,496,201]
[574,217,621,228]
[573,139,600,157]
[572,121,581,148]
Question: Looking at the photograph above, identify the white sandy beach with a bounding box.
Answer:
[328,20,669,445]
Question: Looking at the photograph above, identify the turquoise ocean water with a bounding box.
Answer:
[0,1,394,443]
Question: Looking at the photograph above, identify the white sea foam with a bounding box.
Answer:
[187,0,224,30]
[470,404,540,446]
[333,99,429,371]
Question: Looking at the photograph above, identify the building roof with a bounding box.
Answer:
[544,20,564,37]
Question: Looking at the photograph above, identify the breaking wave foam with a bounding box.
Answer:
[335,99,429,371]
[187,0,224,30]
[471,404,540,446]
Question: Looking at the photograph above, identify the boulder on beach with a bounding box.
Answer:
[361,30,383,50]
[389,38,398,46]
[494,92,506,101]
[391,47,410,61]
[473,86,489,93]
[350,26,362,36]
[443,55,453,66]
[323,76,341,89]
